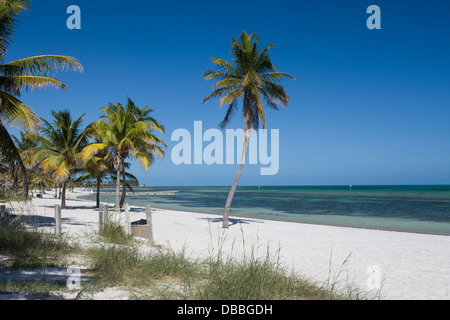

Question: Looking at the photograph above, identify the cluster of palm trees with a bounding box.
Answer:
[6,100,166,210]
[0,1,166,210]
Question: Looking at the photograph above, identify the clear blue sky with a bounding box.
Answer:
[7,0,450,186]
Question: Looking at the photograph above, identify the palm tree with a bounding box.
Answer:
[33,110,87,208]
[83,98,166,211]
[0,0,83,199]
[77,140,139,209]
[77,141,113,208]
[202,31,295,228]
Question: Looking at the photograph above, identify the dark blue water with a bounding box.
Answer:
[81,185,450,235]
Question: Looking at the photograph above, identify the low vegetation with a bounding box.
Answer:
[0,218,75,262]
[0,217,369,300]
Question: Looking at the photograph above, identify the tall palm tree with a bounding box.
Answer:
[0,0,83,199]
[202,31,295,228]
[83,98,166,211]
[33,110,87,208]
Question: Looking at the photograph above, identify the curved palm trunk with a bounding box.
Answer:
[119,158,126,209]
[114,153,123,212]
[223,129,251,229]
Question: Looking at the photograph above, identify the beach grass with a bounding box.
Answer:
[86,244,199,291]
[0,219,75,261]
[97,220,134,246]
[197,251,336,300]
[86,240,365,300]
[0,279,67,298]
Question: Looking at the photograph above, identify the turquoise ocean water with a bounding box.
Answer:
[81,185,450,236]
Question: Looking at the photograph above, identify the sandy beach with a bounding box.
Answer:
[4,189,450,300]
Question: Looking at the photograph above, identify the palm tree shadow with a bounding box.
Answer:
[8,214,94,228]
[129,207,146,213]
[199,217,264,227]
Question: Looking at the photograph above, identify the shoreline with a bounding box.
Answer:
[4,189,450,300]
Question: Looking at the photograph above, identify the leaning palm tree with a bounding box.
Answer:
[202,31,295,228]
[83,98,166,211]
[33,110,87,208]
[0,0,83,199]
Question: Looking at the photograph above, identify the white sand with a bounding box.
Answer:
[5,189,450,300]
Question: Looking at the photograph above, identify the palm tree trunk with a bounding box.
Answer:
[96,177,101,209]
[223,129,251,229]
[114,153,122,212]
[61,180,67,209]
[115,167,121,212]
[119,158,126,209]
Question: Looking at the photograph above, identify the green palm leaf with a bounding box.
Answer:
[0,91,40,131]
[3,55,83,77]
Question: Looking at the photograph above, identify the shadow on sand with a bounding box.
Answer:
[198,217,264,227]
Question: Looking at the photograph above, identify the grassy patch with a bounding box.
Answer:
[86,242,366,300]
[196,252,335,300]
[0,193,32,203]
[0,220,75,260]
[97,220,134,245]
[0,279,67,297]
[87,244,199,290]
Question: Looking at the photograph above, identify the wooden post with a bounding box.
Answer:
[103,205,109,224]
[99,204,104,231]
[125,203,131,235]
[145,205,154,244]
[55,205,62,239]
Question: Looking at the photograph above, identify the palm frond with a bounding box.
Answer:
[3,55,83,77]
[219,87,243,107]
[81,142,108,161]
[0,0,30,61]
[0,75,67,92]
[0,91,40,131]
